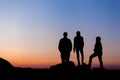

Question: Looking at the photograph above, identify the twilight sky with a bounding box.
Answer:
[0,0,120,69]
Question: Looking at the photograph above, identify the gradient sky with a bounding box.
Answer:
[0,0,120,69]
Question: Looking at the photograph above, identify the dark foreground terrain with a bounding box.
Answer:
[0,67,120,80]
[0,58,119,80]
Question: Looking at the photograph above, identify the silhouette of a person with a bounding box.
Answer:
[88,36,103,69]
[58,32,72,64]
[73,31,84,66]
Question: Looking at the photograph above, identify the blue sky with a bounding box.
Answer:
[0,0,120,69]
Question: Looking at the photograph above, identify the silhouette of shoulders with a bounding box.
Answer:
[74,35,84,48]
[58,32,72,52]
[74,36,83,43]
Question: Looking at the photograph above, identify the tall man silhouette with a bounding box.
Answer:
[58,32,72,64]
[88,36,103,69]
[73,31,84,66]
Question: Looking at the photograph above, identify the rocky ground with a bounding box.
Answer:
[0,60,119,80]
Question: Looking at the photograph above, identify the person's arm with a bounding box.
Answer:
[73,38,76,53]
[82,37,84,47]
[70,39,72,52]
[101,43,102,50]
[58,39,61,51]
[94,43,96,52]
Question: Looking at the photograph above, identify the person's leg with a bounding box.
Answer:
[61,53,65,64]
[66,52,70,63]
[76,50,80,66]
[80,49,84,65]
[98,55,103,68]
[89,53,97,68]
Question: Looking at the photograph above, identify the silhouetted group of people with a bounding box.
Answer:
[58,31,103,69]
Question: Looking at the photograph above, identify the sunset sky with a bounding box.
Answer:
[0,0,120,69]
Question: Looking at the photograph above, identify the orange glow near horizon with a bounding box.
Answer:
[0,46,120,69]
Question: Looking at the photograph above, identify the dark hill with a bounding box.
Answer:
[0,57,13,73]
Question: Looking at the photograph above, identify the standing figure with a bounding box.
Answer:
[58,32,72,64]
[73,31,84,66]
[88,36,103,69]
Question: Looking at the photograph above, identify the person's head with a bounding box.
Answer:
[76,31,81,36]
[96,36,101,42]
[63,32,68,38]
